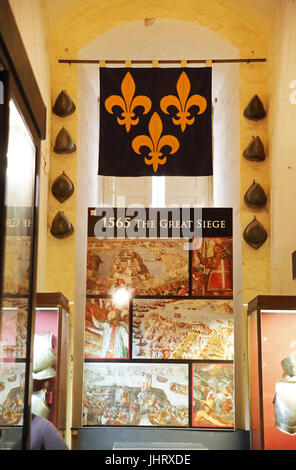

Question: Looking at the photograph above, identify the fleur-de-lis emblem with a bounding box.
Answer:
[132,112,180,173]
[105,72,152,132]
[160,72,207,132]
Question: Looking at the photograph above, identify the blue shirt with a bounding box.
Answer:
[13,414,69,450]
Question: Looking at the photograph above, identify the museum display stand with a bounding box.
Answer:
[248,295,296,450]
[0,292,70,449]
[34,293,70,433]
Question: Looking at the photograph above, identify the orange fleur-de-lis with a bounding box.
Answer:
[160,72,207,132]
[105,72,152,132]
[132,112,180,173]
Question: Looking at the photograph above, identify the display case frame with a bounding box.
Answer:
[0,0,46,450]
[247,295,296,450]
[35,292,70,433]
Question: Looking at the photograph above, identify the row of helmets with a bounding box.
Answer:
[50,91,76,239]
[50,90,268,248]
[242,94,268,250]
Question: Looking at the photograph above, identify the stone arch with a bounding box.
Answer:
[49,0,267,57]
[47,3,269,431]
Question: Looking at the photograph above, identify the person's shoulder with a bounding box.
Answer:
[33,415,57,435]
[32,414,48,428]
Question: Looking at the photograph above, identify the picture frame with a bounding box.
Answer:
[192,362,234,428]
[83,362,189,427]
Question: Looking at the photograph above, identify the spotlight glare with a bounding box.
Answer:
[112,287,131,307]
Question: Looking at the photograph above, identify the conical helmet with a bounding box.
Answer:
[50,211,74,239]
[244,180,267,209]
[243,95,266,121]
[52,90,76,117]
[53,127,76,154]
[243,136,266,162]
[51,172,74,203]
[243,216,267,249]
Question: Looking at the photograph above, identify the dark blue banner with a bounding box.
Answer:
[99,67,212,176]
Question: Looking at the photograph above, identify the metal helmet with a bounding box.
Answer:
[53,127,76,154]
[244,180,267,209]
[52,90,76,117]
[50,211,74,239]
[243,136,266,162]
[243,216,267,249]
[51,171,74,203]
[243,94,266,121]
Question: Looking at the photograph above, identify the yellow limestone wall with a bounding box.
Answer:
[45,0,270,430]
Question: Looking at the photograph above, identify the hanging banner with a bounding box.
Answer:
[98,67,212,176]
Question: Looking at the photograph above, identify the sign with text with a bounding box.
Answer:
[5,207,33,236]
[88,207,232,240]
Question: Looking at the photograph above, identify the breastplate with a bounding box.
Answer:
[274,381,296,435]
[31,389,51,419]
[33,332,56,373]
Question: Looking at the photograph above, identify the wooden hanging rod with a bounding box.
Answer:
[58,58,266,65]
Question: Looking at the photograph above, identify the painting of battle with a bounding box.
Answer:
[132,299,233,360]
[2,237,31,295]
[192,363,234,428]
[0,363,25,425]
[86,238,189,296]
[83,363,189,427]
[191,237,233,297]
[0,299,28,359]
[84,298,130,359]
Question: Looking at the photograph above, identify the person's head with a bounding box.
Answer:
[107,309,120,324]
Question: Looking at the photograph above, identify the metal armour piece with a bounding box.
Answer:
[243,94,266,121]
[50,211,74,239]
[244,180,267,209]
[243,216,268,249]
[243,136,266,162]
[51,171,74,203]
[52,90,76,117]
[33,367,57,381]
[53,127,76,154]
[274,381,296,435]
[281,356,296,378]
[33,332,56,373]
[31,389,51,419]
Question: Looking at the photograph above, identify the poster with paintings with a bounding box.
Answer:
[86,238,189,296]
[85,208,234,429]
[0,363,25,426]
[192,362,234,428]
[83,362,189,427]
[132,299,234,360]
[84,298,130,359]
[192,237,233,297]
[2,237,31,295]
[0,299,28,359]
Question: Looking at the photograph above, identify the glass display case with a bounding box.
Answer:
[247,295,296,450]
[0,0,46,449]
[34,293,70,432]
